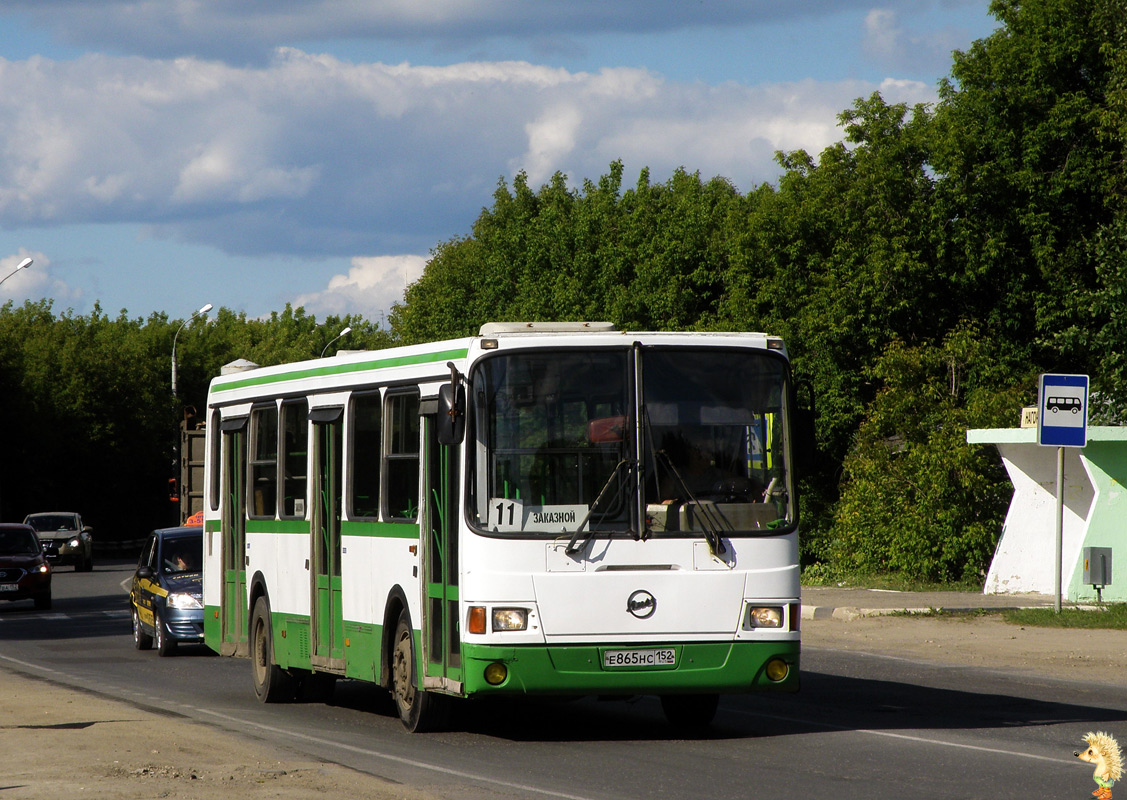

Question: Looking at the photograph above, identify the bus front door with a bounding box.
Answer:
[422,417,462,692]
[311,413,344,670]
[221,424,248,656]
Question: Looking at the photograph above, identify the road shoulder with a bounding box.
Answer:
[0,669,437,800]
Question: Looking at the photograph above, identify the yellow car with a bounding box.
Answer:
[130,526,203,656]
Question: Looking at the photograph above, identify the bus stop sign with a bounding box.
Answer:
[1038,373,1089,447]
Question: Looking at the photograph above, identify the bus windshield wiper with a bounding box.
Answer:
[565,459,631,555]
[655,451,727,558]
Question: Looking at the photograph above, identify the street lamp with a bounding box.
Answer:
[0,256,33,288]
[172,303,213,398]
[321,326,352,358]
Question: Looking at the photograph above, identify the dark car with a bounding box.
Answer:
[23,512,94,571]
[0,523,52,610]
[129,526,203,656]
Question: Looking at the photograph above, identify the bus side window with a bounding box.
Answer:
[249,404,278,518]
[350,392,382,519]
[281,400,308,518]
[384,392,420,520]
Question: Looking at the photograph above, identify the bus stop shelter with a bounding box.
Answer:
[966,426,1127,602]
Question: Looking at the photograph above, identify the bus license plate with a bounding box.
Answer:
[603,648,676,668]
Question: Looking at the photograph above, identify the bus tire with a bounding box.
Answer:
[660,693,719,730]
[252,596,295,703]
[391,610,447,733]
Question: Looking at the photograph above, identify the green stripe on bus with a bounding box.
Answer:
[212,348,470,392]
[228,520,417,537]
[246,519,310,534]
[341,520,420,538]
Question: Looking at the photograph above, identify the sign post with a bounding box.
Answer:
[1037,373,1089,612]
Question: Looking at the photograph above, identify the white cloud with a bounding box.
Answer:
[519,104,584,184]
[0,250,83,308]
[291,254,427,322]
[862,7,977,73]
[0,50,937,261]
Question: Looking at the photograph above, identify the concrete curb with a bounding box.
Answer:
[801,605,939,621]
[801,603,1062,621]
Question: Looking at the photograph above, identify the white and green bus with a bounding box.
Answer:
[201,322,802,731]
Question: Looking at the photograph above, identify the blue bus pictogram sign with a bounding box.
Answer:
[1037,373,1089,447]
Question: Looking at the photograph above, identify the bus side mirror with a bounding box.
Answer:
[437,383,466,445]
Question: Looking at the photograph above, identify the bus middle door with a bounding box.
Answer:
[421,413,462,693]
[220,419,249,656]
[311,409,345,671]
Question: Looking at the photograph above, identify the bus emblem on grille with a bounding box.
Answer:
[627,590,657,619]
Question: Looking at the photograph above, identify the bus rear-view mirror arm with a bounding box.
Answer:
[437,362,466,446]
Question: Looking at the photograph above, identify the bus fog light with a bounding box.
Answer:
[483,662,508,685]
[765,658,789,682]
[745,606,783,629]
[491,608,527,631]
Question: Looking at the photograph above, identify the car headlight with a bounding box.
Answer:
[167,592,203,610]
[744,605,784,629]
[67,537,81,549]
[491,608,528,632]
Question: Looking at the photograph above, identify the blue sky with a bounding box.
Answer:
[0,1,999,324]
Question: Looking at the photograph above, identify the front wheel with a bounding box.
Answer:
[390,610,447,732]
[252,596,295,703]
[155,611,177,657]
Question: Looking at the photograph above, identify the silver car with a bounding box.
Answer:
[23,512,94,572]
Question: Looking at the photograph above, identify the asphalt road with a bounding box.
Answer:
[2,558,1122,800]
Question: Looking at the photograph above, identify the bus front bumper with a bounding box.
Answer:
[460,640,799,696]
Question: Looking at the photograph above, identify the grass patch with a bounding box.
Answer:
[1003,604,1127,630]
[801,565,982,593]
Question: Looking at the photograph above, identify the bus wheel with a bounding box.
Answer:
[660,693,719,730]
[391,610,447,732]
[252,596,295,703]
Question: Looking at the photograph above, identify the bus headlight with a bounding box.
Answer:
[492,608,528,632]
[745,605,783,629]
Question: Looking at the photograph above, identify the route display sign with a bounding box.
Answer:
[1037,373,1089,448]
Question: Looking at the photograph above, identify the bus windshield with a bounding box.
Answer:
[469,346,795,539]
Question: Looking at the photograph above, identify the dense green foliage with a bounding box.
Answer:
[0,302,389,539]
[3,0,1124,580]
[392,0,1127,582]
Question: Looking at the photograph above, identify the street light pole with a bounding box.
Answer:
[0,256,33,288]
[0,257,32,519]
[321,326,352,357]
[171,303,213,398]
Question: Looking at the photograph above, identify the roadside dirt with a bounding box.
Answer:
[4,613,1127,798]
[0,670,440,800]
[803,612,1127,686]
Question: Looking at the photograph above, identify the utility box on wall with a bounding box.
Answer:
[1083,547,1113,586]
